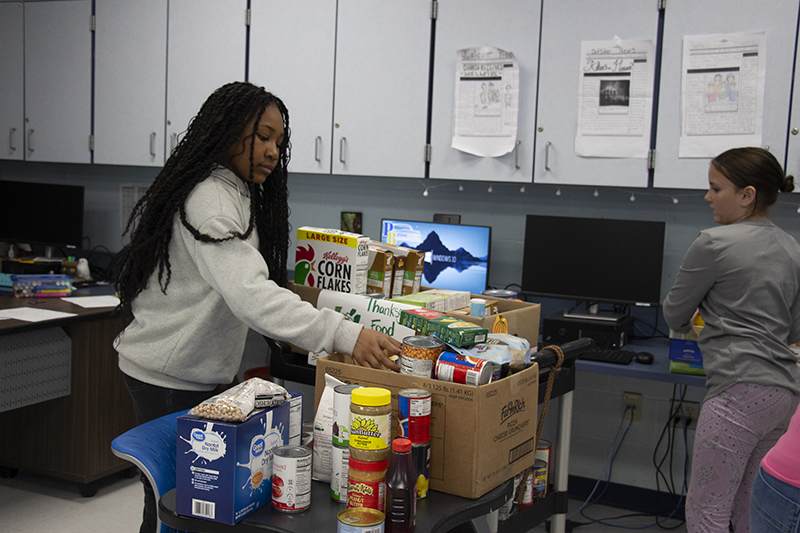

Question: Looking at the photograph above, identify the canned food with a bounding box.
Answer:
[347,457,387,512]
[400,335,444,378]
[272,445,312,513]
[398,389,431,444]
[434,351,493,386]
[333,384,363,447]
[338,507,386,533]
[331,444,351,502]
[532,459,548,501]
[536,439,552,488]
[411,441,431,499]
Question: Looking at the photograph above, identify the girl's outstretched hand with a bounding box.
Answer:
[352,328,402,371]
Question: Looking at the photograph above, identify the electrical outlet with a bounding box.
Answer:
[670,400,699,429]
[622,392,642,421]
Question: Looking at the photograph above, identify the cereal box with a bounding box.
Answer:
[294,227,370,294]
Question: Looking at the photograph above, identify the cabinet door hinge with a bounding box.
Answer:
[89,135,94,152]
[647,149,656,170]
[90,14,96,32]
[245,9,251,26]
[425,144,431,163]
[430,1,438,20]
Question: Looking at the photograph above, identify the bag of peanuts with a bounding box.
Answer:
[189,378,289,422]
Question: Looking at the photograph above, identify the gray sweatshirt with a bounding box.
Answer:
[115,167,362,391]
[663,219,800,401]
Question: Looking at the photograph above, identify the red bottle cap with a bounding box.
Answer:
[392,438,412,452]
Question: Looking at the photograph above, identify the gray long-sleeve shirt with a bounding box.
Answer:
[663,219,800,401]
[115,167,362,391]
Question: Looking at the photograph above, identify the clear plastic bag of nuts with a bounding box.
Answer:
[189,378,289,422]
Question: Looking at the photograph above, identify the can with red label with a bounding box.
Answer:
[398,388,431,444]
[434,351,492,386]
[272,445,312,513]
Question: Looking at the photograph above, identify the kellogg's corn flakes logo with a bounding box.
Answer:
[294,245,315,287]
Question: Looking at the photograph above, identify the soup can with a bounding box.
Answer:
[434,351,492,386]
[532,459,548,501]
[333,384,363,447]
[412,441,431,499]
[272,445,312,513]
[398,388,431,444]
[338,508,385,533]
[400,336,444,378]
[536,439,553,487]
[331,443,351,502]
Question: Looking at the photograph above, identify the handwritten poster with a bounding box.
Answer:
[574,39,654,158]
[452,46,519,157]
[679,32,766,158]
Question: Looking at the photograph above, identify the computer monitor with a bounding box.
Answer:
[521,214,665,321]
[379,218,491,295]
[0,180,85,258]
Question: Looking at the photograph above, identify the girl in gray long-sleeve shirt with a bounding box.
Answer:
[663,147,800,533]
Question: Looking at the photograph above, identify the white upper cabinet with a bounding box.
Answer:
[429,0,542,183]
[24,0,93,164]
[94,0,168,167]
[534,0,659,188]
[250,0,337,174]
[0,2,24,161]
[331,0,431,178]
[166,0,247,153]
[653,0,799,189]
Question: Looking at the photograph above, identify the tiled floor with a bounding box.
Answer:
[0,469,687,533]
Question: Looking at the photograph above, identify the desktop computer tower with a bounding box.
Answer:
[542,312,634,349]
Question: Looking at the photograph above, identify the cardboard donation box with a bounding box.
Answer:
[459,296,541,348]
[314,355,539,499]
[176,393,303,525]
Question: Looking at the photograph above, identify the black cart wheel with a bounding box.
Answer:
[79,481,99,497]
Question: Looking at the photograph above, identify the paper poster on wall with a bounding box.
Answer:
[452,46,519,157]
[679,32,766,158]
[574,39,654,158]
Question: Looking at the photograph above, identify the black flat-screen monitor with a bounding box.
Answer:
[521,215,665,319]
[379,219,491,295]
[0,180,84,256]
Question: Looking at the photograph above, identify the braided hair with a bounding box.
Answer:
[114,82,292,314]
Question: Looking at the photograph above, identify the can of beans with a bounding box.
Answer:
[331,443,351,502]
[271,445,312,513]
[400,336,444,378]
[333,384,363,447]
[412,441,431,499]
[398,388,431,444]
[338,508,385,533]
[434,351,492,386]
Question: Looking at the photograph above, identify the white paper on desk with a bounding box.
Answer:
[61,295,120,308]
[679,32,766,158]
[0,307,77,322]
[574,38,654,158]
[452,46,519,157]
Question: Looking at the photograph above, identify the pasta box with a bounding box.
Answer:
[314,354,539,499]
[175,392,303,525]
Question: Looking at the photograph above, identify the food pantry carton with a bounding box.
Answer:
[314,354,539,499]
[176,393,303,525]
[390,289,472,312]
[294,227,370,294]
[367,245,394,296]
[373,241,425,297]
[457,295,541,348]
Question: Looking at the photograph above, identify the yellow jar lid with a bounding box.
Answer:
[351,387,391,406]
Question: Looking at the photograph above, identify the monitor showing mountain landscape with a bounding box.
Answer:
[379,219,491,295]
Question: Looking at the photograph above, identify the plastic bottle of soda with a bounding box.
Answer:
[385,438,417,533]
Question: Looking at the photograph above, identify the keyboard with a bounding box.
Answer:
[580,349,636,365]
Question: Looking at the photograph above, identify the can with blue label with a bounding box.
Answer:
[434,351,492,386]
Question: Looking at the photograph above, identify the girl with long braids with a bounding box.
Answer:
[663,147,800,532]
[113,82,400,533]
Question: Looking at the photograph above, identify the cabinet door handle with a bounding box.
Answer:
[150,132,156,156]
[9,128,16,151]
[27,129,34,153]
[545,141,551,171]
[170,132,177,152]
[315,136,322,162]
[339,137,346,164]
[515,140,522,169]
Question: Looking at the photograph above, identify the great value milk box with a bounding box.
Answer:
[176,392,303,525]
[295,227,370,294]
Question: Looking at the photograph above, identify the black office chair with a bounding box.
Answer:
[262,336,317,386]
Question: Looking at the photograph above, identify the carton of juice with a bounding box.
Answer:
[367,245,395,296]
[294,227,369,294]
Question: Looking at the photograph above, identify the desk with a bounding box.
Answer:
[160,478,513,533]
[0,286,138,495]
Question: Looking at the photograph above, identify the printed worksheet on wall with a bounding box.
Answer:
[452,46,519,157]
[574,39,654,158]
[679,31,766,158]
